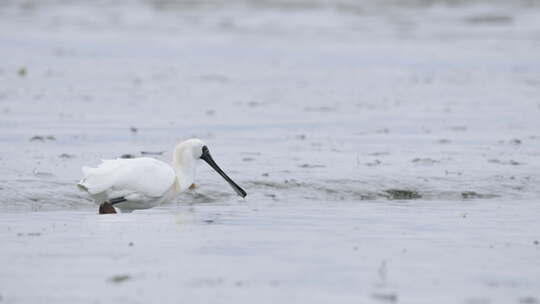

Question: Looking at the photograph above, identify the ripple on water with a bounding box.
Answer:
[244,179,502,203]
[0,176,513,212]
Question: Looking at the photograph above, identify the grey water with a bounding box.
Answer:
[0,0,539,303]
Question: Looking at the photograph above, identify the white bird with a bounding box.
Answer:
[77,138,246,213]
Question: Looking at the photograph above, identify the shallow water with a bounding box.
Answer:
[0,0,539,303]
[1,201,540,303]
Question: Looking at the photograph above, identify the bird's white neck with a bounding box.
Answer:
[172,149,198,192]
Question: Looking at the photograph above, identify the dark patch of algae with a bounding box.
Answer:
[384,189,422,200]
[109,275,131,284]
[461,191,498,199]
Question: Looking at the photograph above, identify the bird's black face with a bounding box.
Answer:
[200,146,247,198]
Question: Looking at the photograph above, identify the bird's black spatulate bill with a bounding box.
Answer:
[200,146,247,198]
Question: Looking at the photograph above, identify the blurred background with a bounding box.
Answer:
[1,0,539,210]
[1,0,540,209]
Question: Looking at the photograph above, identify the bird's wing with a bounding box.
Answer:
[78,157,176,198]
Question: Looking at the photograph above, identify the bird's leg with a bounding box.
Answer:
[99,201,117,214]
[98,197,126,214]
[109,197,127,205]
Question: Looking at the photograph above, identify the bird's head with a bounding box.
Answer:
[174,138,247,198]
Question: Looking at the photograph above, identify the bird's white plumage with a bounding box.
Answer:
[78,138,246,212]
[78,157,177,210]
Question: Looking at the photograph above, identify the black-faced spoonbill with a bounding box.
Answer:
[77,138,247,214]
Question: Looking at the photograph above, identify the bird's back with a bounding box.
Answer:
[78,157,176,201]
